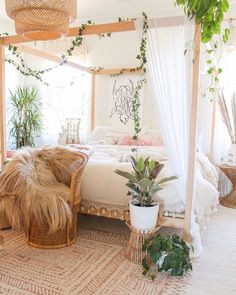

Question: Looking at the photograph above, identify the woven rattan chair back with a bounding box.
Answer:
[27,152,88,249]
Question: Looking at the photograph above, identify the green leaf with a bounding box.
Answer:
[136,157,145,172]
[149,160,155,171]
[206,49,213,54]
[156,176,177,186]
[149,249,161,263]
[115,170,137,183]
[142,233,193,278]
[207,67,214,75]
[142,257,150,273]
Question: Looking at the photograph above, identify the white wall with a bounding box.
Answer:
[86,31,158,131]
[3,0,236,151]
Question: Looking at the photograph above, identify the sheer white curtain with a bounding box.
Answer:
[36,66,91,147]
[136,17,202,254]
[214,46,236,162]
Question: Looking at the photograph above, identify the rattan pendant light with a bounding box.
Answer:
[5,0,77,40]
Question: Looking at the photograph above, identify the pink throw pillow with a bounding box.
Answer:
[118,135,163,146]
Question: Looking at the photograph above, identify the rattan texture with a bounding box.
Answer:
[126,221,160,263]
[5,0,77,40]
[219,165,236,208]
[26,152,88,249]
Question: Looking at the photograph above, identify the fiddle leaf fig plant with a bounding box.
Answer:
[115,157,177,207]
[142,234,193,278]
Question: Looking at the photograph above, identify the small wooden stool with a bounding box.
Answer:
[126,221,160,263]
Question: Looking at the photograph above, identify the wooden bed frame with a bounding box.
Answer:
[0,17,206,242]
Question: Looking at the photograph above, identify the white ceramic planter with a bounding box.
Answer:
[129,200,159,231]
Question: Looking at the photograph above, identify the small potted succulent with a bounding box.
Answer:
[115,157,176,230]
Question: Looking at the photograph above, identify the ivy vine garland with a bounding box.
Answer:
[1,13,148,139]
[0,0,231,136]
[132,12,148,139]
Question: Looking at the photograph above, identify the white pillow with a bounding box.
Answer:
[89,126,113,142]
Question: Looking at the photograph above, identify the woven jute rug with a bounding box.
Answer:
[0,226,190,295]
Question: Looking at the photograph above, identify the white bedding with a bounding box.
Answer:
[79,145,219,227]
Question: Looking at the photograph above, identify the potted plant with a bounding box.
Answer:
[142,233,192,279]
[8,85,42,150]
[115,157,176,230]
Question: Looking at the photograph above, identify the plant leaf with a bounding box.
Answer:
[115,170,137,183]
[157,176,177,186]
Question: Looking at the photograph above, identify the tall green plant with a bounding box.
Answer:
[9,86,42,149]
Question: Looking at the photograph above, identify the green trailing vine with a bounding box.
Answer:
[132,12,148,139]
[112,13,149,139]
[204,40,223,97]
[66,20,94,57]
[175,0,230,96]
[1,13,149,139]
[1,1,230,135]
[2,20,95,85]
[175,0,229,43]
[132,78,145,139]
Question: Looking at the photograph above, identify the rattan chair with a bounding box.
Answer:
[26,152,88,249]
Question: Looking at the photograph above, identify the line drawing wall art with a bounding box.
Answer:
[110,79,134,124]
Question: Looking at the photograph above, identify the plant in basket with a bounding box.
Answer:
[115,157,176,230]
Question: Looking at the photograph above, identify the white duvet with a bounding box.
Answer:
[80,145,219,227]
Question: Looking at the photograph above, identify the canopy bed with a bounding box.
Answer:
[0,15,219,254]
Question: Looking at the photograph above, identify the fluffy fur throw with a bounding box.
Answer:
[0,146,87,233]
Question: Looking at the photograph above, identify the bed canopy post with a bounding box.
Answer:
[183,23,201,242]
[91,72,96,131]
[0,40,6,169]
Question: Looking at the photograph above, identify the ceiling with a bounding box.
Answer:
[0,0,185,23]
[1,0,236,26]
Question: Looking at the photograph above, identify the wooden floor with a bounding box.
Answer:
[184,205,236,295]
[79,205,236,295]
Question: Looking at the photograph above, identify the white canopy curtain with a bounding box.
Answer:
[135,17,202,254]
[36,66,91,147]
[215,45,236,163]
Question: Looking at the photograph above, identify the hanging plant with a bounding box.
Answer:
[175,0,230,96]
[175,0,229,43]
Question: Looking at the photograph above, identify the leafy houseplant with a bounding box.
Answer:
[115,157,176,230]
[175,0,229,44]
[142,234,192,278]
[9,85,42,149]
[175,1,230,96]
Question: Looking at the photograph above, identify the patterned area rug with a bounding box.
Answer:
[0,227,189,295]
